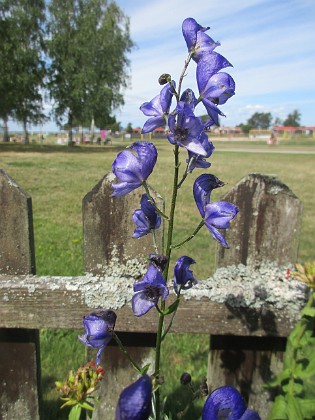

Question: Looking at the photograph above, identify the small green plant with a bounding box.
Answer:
[266,261,315,420]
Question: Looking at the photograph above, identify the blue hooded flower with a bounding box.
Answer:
[204,201,239,248]
[193,174,238,248]
[78,310,117,365]
[132,194,161,238]
[116,375,152,420]
[193,174,225,217]
[182,18,221,62]
[186,133,215,172]
[112,142,158,197]
[202,386,261,420]
[132,264,169,317]
[173,256,197,295]
[197,55,234,126]
[140,82,175,133]
[168,102,208,156]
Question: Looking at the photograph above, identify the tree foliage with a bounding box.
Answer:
[47,0,133,144]
[0,0,46,142]
[283,109,301,127]
[238,112,273,133]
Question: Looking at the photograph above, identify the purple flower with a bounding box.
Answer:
[140,83,175,133]
[132,264,169,317]
[193,174,225,217]
[174,256,197,294]
[112,142,157,197]
[204,201,239,248]
[116,375,152,420]
[168,102,208,156]
[78,310,117,365]
[187,134,215,172]
[182,18,220,62]
[149,253,168,272]
[202,386,261,420]
[197,55,234,126]
[193,174,238,248]
[132,194,161,238]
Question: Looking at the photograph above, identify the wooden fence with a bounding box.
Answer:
[0,170,303,419]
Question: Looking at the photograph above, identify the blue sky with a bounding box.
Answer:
[11,0,315,131]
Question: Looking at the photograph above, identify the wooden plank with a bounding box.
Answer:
[0,273,300,336]
[0,170,40,419]
[209,173,303,417]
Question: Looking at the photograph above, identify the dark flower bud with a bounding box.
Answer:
[91,309,117,329]
[158,73,172,85]
[149,254,168,272]
[200,377,209,396]
[180,372,192,385]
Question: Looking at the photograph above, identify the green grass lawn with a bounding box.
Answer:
[1,139,315,418]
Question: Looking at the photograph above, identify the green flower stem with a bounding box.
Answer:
[142,181,169,220]
[155,145,180,420]
[172,220,205,249]
[110,331,142,374]
[177,52,193,99]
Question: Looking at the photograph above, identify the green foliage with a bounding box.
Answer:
[283,110,301,127]
[46,0,133,140]
[266,284,315,420]
[0,0,46,141]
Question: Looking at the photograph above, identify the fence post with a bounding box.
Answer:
[82,173,163,418]
[207,173,303,417]
[0,169,41,419]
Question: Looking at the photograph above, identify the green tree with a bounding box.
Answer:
[283,110,301,127]
[0,0,46,143]
[238,112,273,134]
[47,0,133,145]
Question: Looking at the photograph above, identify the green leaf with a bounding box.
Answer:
[268,395,287,419]
[69,405,82,420]
[299,399,315,419]
[79,401,94,411]
[140,363,151,375]
[301,306,315,318]
[265,368,291,388]
[287,394,303,420]
[162,299,180,315]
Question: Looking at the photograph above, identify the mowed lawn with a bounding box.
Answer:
[1,139,315,418]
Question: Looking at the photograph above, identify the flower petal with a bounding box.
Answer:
[132,291,157,317]
[112,150,143,183]
[202,386,247,420]
[116,375,152,420]
[193,174,225,217]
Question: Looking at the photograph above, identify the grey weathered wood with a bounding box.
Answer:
[0,273,300,336]
[209,173,303,419]
[217,173,303,268]
[0,170,40,420]
[82,173,163,418]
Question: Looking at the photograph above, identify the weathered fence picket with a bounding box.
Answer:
[0,170,304,419]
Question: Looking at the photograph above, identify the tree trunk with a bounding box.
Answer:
[90,116,95,143]
[68,112,73,146]
[22,117,29,144]
[2,117,9,142]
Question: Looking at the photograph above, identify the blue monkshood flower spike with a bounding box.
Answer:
[202,386,261,420]
[112,142,157,197]
[193,174,225,217]
[132,194,161,238]
[168,102,208,156]
[197,56,235,126]
[174,256,197,294]
[78,310,117,365]
[182,17,221,62]
[204,201,239,248]
[140,82,175,133]
[132,264,169,317]
[116,375,152,420]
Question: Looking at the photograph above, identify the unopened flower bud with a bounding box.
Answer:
[180,372,192,385]
[158,73,171,85]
